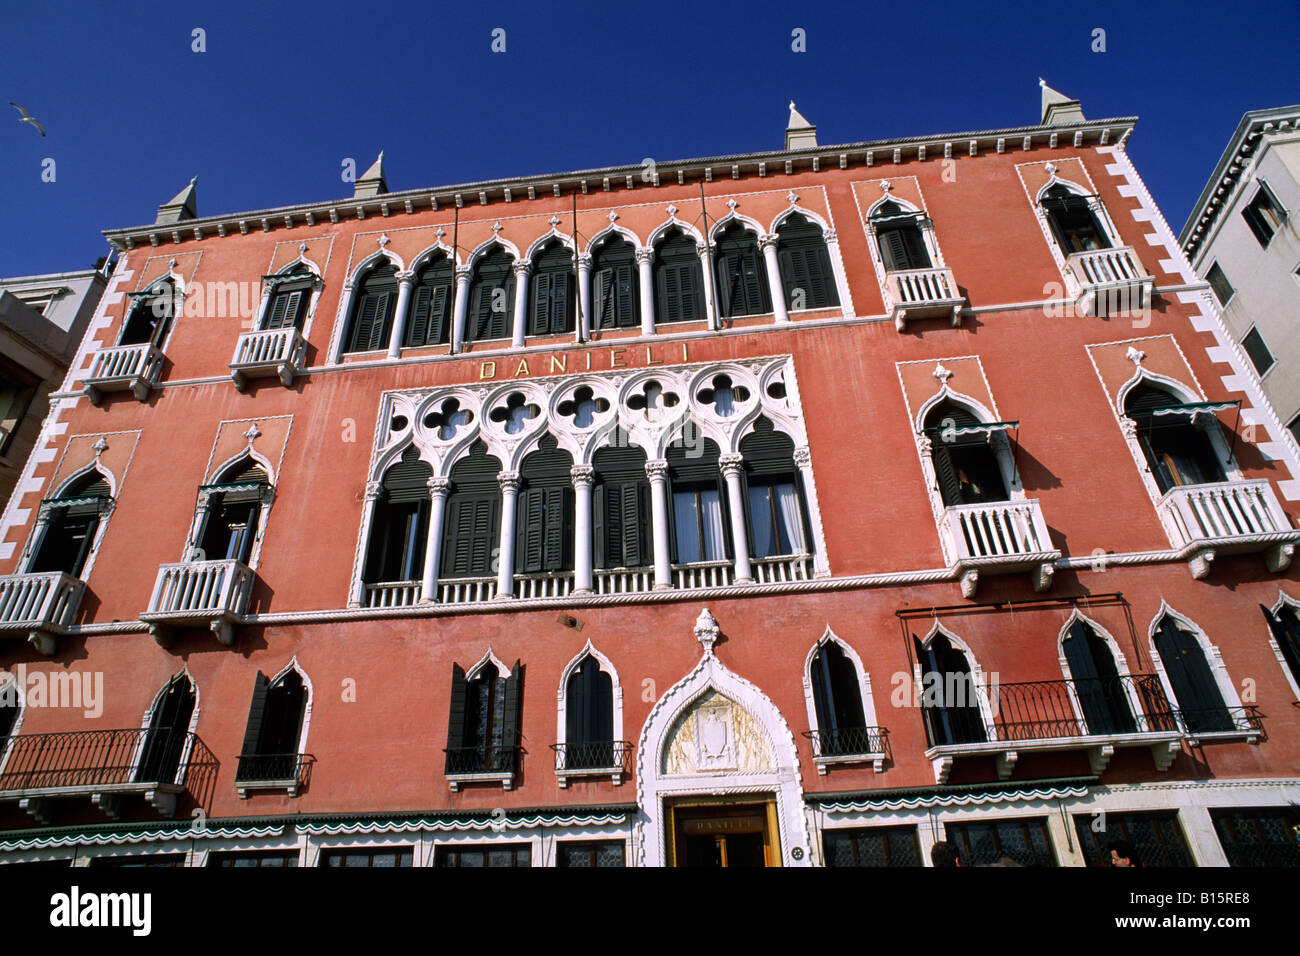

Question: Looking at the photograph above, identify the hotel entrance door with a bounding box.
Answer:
[667,797,780,867]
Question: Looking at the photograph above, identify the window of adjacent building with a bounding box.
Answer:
[913,633,986,746]
[1206,262,1235,306]
[776,214,838,310]
[556,841,625,867]
[322,847,414,867]
[405,254,453,347]
[823,826,922,867]
[120,280,177,348]
[667,434,730,564]
[1209,807,1300,866]
[237,669,308,783]
[872,200,932,271]
[1061,618,1137,736]
[434,844,531,867]
[528,239,576,336]
[564,655,614,770]
[1071,811,1194,867]
[196,458,269,565]
[364,446,432,586]
[208,851,298,867]
[592,441,652,570]
[0,359,38,458]
[944,818,1057,867]
[136,672,196,786]
[444,660,523,775]
[1040,183,1110,254]
[343,262,399,353]
[808,641,869,756]
[714,222,770,319]
[591,234,639,330]
[261,267,312,332]
[740,417,809,559]
[1124,384,1227,492]
[90,854,187,867]
[28,470,111,577]
[466,245,516,344]
[1242,182,1287,247]
[440,441,503,580]
[1241,326,1275,375]
[1152,614,1234,735]
[923,400,1009,507]
[515,434,573,576]
[653,228,705,324]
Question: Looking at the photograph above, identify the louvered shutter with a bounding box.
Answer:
[518,489,545,572]
[237,672,270,778]
[347,293,377,352]
[427,285,449,344]
[406,285,432,347]
[799,247,832,307]
[469,282,492,342]
[543,487,567,570]
[879,229,909,271]
[264,290,297,330]
[594,269,614,328]
[1155,619,1233,733]
[369,291,394,350]
[500,662,523,768]
[614,263,636,327]
[778,246,799,308]
[620,483,642,567]
[592,484,607,568]
[741,250,767,313]
[473,498,497,575]
[445,664,468,771]
[932,444,964,507]
[659,263,680,322]
[718,253,737,317]
[549,271,571,333]
[530,273,552,335]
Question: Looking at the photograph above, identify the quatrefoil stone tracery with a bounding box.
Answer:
[698,374,750,418]
[489,392,541,435]
[627,380,680,422]
[424,397,474,440]
[556,386,610,429]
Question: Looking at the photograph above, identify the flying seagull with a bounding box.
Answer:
[9,102,45,136]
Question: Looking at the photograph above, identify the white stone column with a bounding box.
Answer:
[420,477,452,602]
[495,471,520,598]
[698,242,719,330]
[511,261,531,348]
[387,270,415,359]
[636,248,655,336]
[645,459,673,589]
[718,453,752,583]
[576,254,592,342]
[571,465,594,593]
[450,266,472,354]
[759,236,789,324]
[350,481,383,607]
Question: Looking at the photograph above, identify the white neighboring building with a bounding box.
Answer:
[1181,106,1300,441]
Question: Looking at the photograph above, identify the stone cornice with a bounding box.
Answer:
[101,116,1138,250]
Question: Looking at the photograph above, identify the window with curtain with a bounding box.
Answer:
[667,433,730,564]
[466,246,516,343]
[739,417,809,558]
[592,235,639,329]
[343,263,398,353]
[528,240,575,336]
[653,228,704,324]
[1124,384,1227,493]
[405,254,453,347]
[364,446,432,584]
[236,669,307,782]
[871,201,931,271]
[445,660,523,774]
[28,470,112,577]
[1041,184,1110,253]
[776,214,838,310]
[1152,615,1234,734]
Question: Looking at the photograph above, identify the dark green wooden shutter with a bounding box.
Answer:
[1155,618,1233,733]
[594,269,614,328]
[530,273,552,335]
[543,486,567,570]
[445,664,468,771]
[932,444,964,507]
[614,263,636,327]
[549,272,570,333]
[592,483,607,568]
[368,291,393,350]
[620,483,641,567]
[237,672,270,776]
[518,489,545,572]
[383,449,433,504]
[406,285,432,346]
[264,290,298,330]
[501,662,523,762]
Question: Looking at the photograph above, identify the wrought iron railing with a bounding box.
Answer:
[1180,705,1265,738]
[550,740,633,772]
[0,727,218,796]
[989,674,1179,742]
[234,752,314,785]
[444,735,523,775]
[802,726,889,759]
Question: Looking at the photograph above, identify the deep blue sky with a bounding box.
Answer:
[2,0,1297,278]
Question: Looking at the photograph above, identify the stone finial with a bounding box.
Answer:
[933,363,954,385]
[491,220,503,234]
[549,215,561,227]
[354,151,388,198]
[607,210,619,223]
[787,192,799,204]
[243,423,261,443]
[1039,79,1086,126]
[694,608,721,654]
[91,436,108,457]
[1126,346,1146,366]
[156,178,198,225]
[666,205,678,218]
[377,233,390,248]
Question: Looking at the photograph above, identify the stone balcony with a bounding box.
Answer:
[0,571,85,655]
[1156,479,1300,578]
[940,498,1060,597]
[83,343,164,404]
[884,266,964,330]
[140,559,255,647]
[230,327,308,390]
[1063,246,1153,317]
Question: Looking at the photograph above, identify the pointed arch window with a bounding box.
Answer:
[1124,384,1227,493]
[592,441,652,571]
[196,457,270,565]
[808,641,869,756]
[776,214,838,310]
[528,240,575,336]
[445,660,524,778]
[1261,602,1300,696]
[667,432,730,564]
[236,667,310,791]
[1041,183,1110,254]
[261,266,313,332]
[872,201,931,272]
[1061,618,1137,735]
[136,673,195,785]
[740,417,809,559]
[924,400,1010,507]
[563,655,614,770]
[714,222,770,319]
[653,229,704,324]
[405,254,454,347]
[343,262,399,353]
[120,280,177,348]
[467,247,516,344]
[365,447,432,585]
[591,235,639,329]
[516,435,573,575]
[1152,615,1234,734]
[441,442,502,580]
[914,633,986,746]
[28,470,112,577]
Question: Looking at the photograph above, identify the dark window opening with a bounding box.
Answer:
[322,848,413,867]
[120,282,176,347]
[872,201,932,271]
[914,633,986,746]
[824,826,922,867]
[809,641,868,756]
[592,236,639,329]
[944,818,1057,867]
[445,660,523,774]
[557,841,624,867]
[136,673,195,785]
[1125,385,1227,492]
[343,263,399,353]
[1153,615,1234,734]
[1262,603,1300,694]
[209,850,298,867]
[1062,618,1136,735]
[667,432,730,563]
[1041,184,1110,253]
[1206,262,1234,306]
[740,417,809,558]
[262,269,312,331]
[29,470,111,577]
[365,446,432,584]
[565,656,613,769]
[776,214,838,310]
[653,229,704,324]
[435,844,530,867]
[1210,807,1300,867]
[237,669,307,782]
[1072,811,1194,867]
[924,400,1009,507]
[197,458,269,565]
[1242,182,1286,247]
[1242,327,1274,375]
